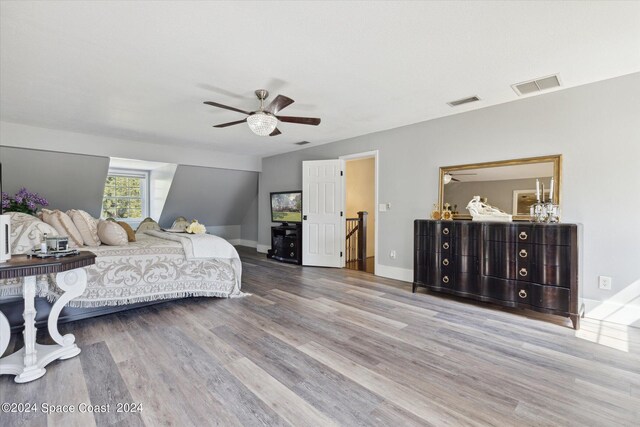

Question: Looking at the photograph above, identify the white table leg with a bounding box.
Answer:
[48,269,87,358]
[15,276,46,383]
[0,309,10,358]
[0,267,88,383]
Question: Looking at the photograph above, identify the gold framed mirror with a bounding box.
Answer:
[438,154,562,221]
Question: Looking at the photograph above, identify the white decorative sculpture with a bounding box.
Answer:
[466,196,513,222]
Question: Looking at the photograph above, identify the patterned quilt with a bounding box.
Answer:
[0,233,242,307]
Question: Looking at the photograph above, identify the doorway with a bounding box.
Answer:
[342,151,377,274]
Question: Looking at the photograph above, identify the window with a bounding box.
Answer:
[101,169,149,221]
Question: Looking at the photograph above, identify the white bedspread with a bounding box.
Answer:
[146,230,243,291]
[0,232,244,307]
[146,230,238,260]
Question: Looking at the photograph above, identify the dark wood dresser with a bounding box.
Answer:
[413,220,580,328]
[267,224,302,265]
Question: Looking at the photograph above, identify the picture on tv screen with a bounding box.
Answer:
[271,191,302,223]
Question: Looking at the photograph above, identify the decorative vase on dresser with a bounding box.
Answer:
[413,220,581,329]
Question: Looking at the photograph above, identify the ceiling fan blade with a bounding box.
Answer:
[264,95,294,114]
[204,101,251,115]
[276,116,321,126]
[451,173,477,176]
[452,177,460,182]
[269,128,282,137]
[213,118,247,128]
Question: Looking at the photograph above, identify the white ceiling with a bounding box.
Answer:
[1,1,639,158]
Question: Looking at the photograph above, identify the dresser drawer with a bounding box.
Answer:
[515,283,531,305]
[454,237,478,256]
[532,225,576,246]
[534,264,571,287]
[428,252,455,272]
[415,233,452,252]
[436,271,454,288]
[414,249,429,283]
[533,245,571,266]
[484,241,519,264]
[530,283,570,311]
[415,220,431,236]
[480,276,516,302]
[283,249,298,259]
[455,272,480,295]
[284,237,298,249]
[453,221,481,241]
[414,221,454,237]
[455,255,477,274]
[484,224,533,243]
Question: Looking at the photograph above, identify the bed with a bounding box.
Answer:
[0,212,244,329]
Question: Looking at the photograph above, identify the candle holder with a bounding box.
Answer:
[545,202,561,223]
[530,201,560,223]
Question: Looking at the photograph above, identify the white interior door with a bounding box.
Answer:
[302,159,344,267]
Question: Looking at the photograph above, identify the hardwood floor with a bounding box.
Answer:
[1,246,639,426]
[345,256,375,274]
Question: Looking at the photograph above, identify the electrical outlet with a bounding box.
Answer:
[598,276,612,290]
[386,203,392,210]
[378,204,387,212]
[389,250,397,259]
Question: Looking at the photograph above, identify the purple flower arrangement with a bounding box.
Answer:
[1,188,49,215]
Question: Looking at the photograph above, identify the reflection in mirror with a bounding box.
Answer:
[439,155,561,221]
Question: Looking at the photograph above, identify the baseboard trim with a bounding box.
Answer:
[375,264,413,283]
[256,244,270,254]
[229,239,257,248]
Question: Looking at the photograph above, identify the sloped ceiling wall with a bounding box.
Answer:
[158,165,258,229]
[1,147,259,238]
[0,146,109,217]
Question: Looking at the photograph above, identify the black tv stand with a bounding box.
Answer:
[267,223,302,265]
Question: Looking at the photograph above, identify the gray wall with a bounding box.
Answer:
[0,147,109,217]
[159,165,258,229]
[259,72,640,311]
[444,177,546,215]
[241,194,258,242]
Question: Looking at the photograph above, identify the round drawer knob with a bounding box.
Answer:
[290,243,295,248]
[518,289,527,298]
[519,249,528,258]
[290,252,295,257]
[442,242,450,250]
[442,258,449,266]
[519,268,528,277]
[442,276,450,284]
[519,231,528,240]
[442,228,450,235]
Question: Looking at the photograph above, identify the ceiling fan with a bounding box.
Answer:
[204,89,321,136]
[443,172,477,184]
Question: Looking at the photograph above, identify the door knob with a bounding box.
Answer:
[303,215,307,220]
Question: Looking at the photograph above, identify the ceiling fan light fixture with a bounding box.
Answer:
[443,173,452,185]
[247,112,278,136]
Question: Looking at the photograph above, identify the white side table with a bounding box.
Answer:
[0,252,95,383]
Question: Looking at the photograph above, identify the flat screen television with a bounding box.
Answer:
[270,191,302,225]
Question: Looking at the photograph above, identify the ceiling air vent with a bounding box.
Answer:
[512,74,561,96]
[447,96,480,107]
[295,141,311,145]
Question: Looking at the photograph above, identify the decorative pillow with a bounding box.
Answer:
[171,216,190,231]
[42,209,83,248]
[97,220,129,246]
[6,211,59,254]
[38,208,53,221]
[117,221,136,242]
[68,210,101,247]
[136,217,161,234]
